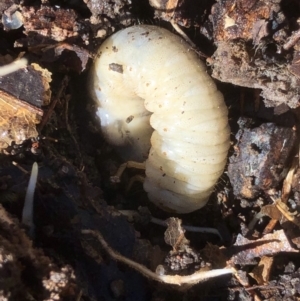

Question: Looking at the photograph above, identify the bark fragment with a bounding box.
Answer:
[211,0,282,43]
[228,230,298,266]
[210,0,300,108]
[228,119,296,199]
[0,62,51,150]
[22,6,80,42]
[211,41,300,108]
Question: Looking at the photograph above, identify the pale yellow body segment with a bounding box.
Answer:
[91,25,230,213]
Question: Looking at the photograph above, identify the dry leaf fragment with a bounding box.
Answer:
[229,230,298,266]
[252,19,269,45]
[273,197,300,227]
[249,196,300,233]
[249,256,274,285]
[260,203,283,221]
[282,157,298,203]
[164,217,189,252]
[0,89,42,150]
[163,218,208,273]
[54,43,90,72]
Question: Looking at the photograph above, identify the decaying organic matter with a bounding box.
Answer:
[22,6,81,42]
[210,0,282,43]
[82,229,235,286]
[210,0,300,108]
[0,61,51,150]
[211,41,300,108]
[228,118,297,199]
[0,204,77,300]
[1,0,300,300]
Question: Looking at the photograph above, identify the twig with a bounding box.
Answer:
[39,75,69,131]
[248,211,265,231]
[170,20,208,59]
[75,289,83,301]
[82,229,234,286]
[170,19,197,49]
[42,136,58,143]
[0,58,27,77]
[283,29,300,50]
[119,210,223,240]
[65,94,83,168]
[272,197,300,227]
[245,284,284,291]
[110,161,146,183]
[12,161,29,174]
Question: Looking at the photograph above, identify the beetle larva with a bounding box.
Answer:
[91,25,230,213]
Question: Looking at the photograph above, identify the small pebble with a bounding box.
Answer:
[110,279,125,298]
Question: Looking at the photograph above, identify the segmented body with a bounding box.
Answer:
[91,25,230,213]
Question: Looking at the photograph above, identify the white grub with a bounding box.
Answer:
[91,25,230,213]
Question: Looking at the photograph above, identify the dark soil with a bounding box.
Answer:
[1,1,300,300]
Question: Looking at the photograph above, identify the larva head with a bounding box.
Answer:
[90,32,154,162]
